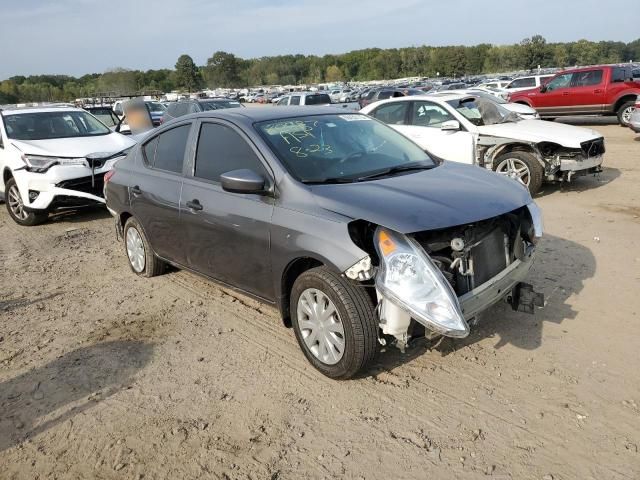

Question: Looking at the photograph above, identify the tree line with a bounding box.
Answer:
[2,36,639,103]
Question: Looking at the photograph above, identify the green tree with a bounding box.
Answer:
[520,35,552,70]
[206,51,241,88]
[325,65,343,82]
[174,54,201,92]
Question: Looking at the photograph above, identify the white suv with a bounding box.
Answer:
[501,74,555,98]
[0,105,135,225]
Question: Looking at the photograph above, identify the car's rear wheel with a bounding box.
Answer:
[290,267,377,379]
[617,101,636,126]
[5,178,47,226]
[494,151,543,195]
[124,217,164,277]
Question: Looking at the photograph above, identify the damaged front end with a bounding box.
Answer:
[361,204,543,350]
[477,135,605,182]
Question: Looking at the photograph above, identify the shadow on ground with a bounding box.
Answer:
[0,340,153,453]
[49,206,112,224]
[371,233,595,372]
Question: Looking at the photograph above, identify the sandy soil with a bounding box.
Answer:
[1,122,639,480]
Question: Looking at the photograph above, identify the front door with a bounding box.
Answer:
[535,72,575,115]
[395,100,475,164]
[180,121,275,300]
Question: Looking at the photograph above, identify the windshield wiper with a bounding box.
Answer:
[355,163,435,181]
[304,177,357,185]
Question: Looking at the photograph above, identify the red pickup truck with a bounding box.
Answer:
[508,65,640,126]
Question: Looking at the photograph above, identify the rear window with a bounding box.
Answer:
[305,94,331,105]
[144,124,191,173]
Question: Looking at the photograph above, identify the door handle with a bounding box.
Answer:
[131,185,142,196]
[562,92,570,96]
[594,89,603,93]
[186,199,203,211]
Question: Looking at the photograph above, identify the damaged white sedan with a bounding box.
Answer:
[0,105,135,225]
[362,93,605,194]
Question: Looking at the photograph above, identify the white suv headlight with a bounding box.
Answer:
[21,154,86,171]
[374,227,469,338]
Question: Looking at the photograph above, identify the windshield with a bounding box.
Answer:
[4,111,111,140]
[447,97,517,126]
[201,100,242,110]
[255,114,435,184]
[146,102,166,112]
[470,90,508,104]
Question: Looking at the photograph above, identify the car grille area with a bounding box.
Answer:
[412,209,526,296]
[56,173,106,197]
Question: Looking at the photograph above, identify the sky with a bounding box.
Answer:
[2,0,639,79]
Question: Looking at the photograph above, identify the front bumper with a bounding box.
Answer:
[13,158,121,212]
[459,245,535,320]
[559,154,604,172]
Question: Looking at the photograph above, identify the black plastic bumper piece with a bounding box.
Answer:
[509,282,544,314]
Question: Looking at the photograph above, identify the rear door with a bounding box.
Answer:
[566,69,606,114]
[180,120,275,299]
[131,122,193,264]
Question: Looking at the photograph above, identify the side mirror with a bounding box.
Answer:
[539,85,547,93]
[441,120,460,131]
[220,169,266,194]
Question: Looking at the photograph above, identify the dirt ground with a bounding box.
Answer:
[1,121,639,480]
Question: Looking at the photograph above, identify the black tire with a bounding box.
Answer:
[493,151,544,195]
[123,217,164,277]
[290,267,378,379]
[617,101,636,127]
[4,178,48,226]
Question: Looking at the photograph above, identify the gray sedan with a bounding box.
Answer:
[105,107,543,379]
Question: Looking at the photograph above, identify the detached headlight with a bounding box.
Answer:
[374,227,469,338]
[21,154,86,171]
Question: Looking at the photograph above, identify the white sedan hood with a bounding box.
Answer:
[479,120,602,148]
[10,132,136,158]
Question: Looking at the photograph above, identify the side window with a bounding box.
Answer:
[509,77,535,89]
[277,97,289,106]
[392,91,404,98]
[545,73,572,91]
[188,103,200,114]
[142,136,158,165]
[611,67,628,83]
[572,70,603,87]
[290,96,301,105]
[411,101,455,127]
[377,91,392,100]
[151,124,191,173]
[371,102,408,125]
[194,123,266,183]
[113,103,123,116]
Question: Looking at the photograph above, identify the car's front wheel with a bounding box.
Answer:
[124,217,164,277]
[290,267,378,379]
[494,151,543,195]
[5,178,47,226]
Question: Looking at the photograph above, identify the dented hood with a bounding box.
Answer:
[478,120,602,148]
[310,161,532,234]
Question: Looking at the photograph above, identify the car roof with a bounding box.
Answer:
[176,106,361,124]
[1,105,83,115]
